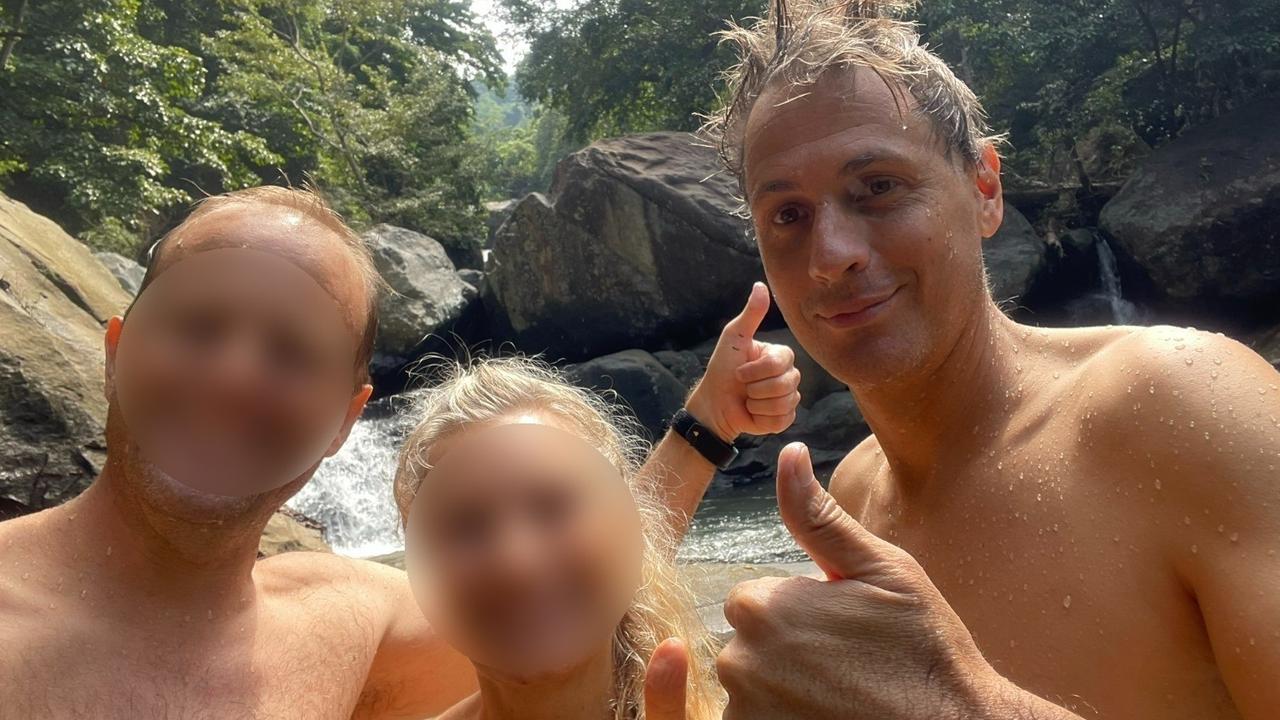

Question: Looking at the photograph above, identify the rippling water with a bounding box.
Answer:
[287,398,804,563]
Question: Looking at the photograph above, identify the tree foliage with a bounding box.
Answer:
[499,0,764,141]
[502,0,1280,185]
[0,0,501,252]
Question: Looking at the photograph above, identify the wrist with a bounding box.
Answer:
[683,387,737,444]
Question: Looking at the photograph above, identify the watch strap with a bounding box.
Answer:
[670,408,739,470]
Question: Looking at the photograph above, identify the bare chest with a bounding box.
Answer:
[0,594,380,720]
[856,450,1239,719]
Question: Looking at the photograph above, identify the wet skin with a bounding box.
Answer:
[0,202,798,719]
[0,206,476,720]
[728,68,1280,718]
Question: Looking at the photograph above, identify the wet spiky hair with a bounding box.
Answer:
[703,0,1003,193]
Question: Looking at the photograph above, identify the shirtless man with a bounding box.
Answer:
[690,1,1280,718]
[0,186,801,719]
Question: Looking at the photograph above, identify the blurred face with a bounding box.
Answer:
[404,418,645,682]
[743,68,1004,388]
[105,206,371,518]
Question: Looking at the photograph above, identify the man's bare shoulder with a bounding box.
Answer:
[254,551,407,602]
[829,434,886,520]
[1081,324,1280,515]
[1083,324,1278,429]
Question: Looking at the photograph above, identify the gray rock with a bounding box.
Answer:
[984,206,1048,304]
[653,349,705,389]
[484,199,517,248]
[485,132,762,361]
[457,268,485,297]
[0,193,131,508]
[1100,97,1280,309]
[566,349,689,442]
[363,224,472,363]
[93,251,145,296]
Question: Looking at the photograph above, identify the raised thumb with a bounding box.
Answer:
[723,281,770,343]
[776,443,903,587]
[644,638,689,720]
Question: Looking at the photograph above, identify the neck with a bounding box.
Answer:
[851,302,1026,489]
[52,463,274,617]
[474,646,616,720]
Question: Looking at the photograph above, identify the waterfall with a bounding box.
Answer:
[1095,237,1139,325]
[287,397,802,563]
[286,397,416,557]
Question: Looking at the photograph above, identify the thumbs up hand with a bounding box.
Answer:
[644,638,689,720]
[714,444,1040,720]
[685,283,801,443]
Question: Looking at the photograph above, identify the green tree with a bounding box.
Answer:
[499,0,765,142]
[0,0,275,251]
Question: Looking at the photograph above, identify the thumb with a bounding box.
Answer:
[644,638,689,720]
[722,282,770,346]
[776,443,906,588]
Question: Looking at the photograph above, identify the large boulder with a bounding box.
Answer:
[0,194,131,509]
[94,251,145,296]
[1100,97,1280,310]
[983,206,1048,304]
[363,224,473,366]
[485,132,762,361]
[566,349,689,442]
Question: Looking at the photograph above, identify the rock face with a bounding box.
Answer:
[0,194,131,508]
[566,349,688,441]
[258,509,331,557]
[363,224,473,365]
[485,132,762,361]
[984,206,1048,304]
[94,251,145,296]
[1100,97,1280,310]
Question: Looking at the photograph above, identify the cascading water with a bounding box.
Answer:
[286,396,416,557]
[287,394,804,563]
[1096,236,1139,324]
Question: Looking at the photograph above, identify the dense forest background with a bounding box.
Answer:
[2,0,1277,256]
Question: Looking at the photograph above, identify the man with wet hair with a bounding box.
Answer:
[0,186,801,718]
[694,1,1280,718]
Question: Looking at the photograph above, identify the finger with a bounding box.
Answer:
[645,638,689,720]
[721,282,771,344]
[776,443,906,588]
[745,392,801,417]
[735,344,795,384]
[754,410,798,434]
[746,368,802,400]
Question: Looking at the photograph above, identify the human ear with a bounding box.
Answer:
[326,383,373,457]
[975,144,1004,239]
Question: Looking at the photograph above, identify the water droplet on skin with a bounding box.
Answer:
[1063,595,1072,609]
[80,589,88,599]
[1230,532,1239,543]
[207,610,214,621]
[105,546,112,557]
[21,572,29,580]
[1185,358,1194,366]
[1191,544,1199,554]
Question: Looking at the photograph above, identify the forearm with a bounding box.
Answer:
[976,674,1089,720]
[643,428,717,543]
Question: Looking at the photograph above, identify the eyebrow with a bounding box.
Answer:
[750,149,914,201]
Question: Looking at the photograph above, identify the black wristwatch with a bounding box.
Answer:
[669,408,739,470]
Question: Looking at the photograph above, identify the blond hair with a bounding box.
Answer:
[134,185,381,386]
[394,356,723,720]
[703,0,1004,192]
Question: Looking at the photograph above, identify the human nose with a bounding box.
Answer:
[809,201,871,284]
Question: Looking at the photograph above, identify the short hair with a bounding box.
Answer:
[703,0,1004,194]
[133,186,380,387]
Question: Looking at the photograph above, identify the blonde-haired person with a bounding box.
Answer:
[393,356,721,720]
[389,281,804,720]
